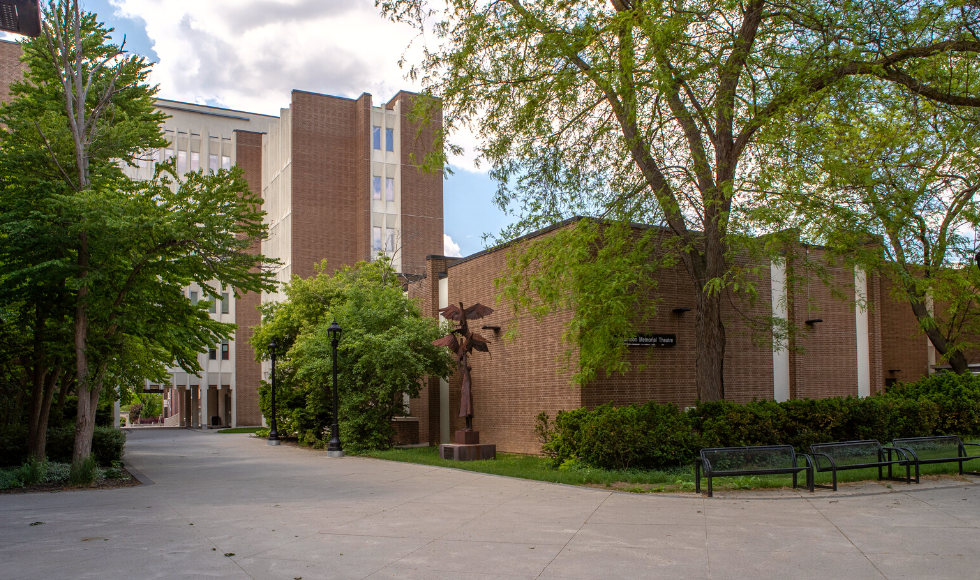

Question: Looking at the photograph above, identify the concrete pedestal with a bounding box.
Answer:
[439,443,496,461]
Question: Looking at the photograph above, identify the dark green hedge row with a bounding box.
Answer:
[538,372,980,471]
[0,426,126,467]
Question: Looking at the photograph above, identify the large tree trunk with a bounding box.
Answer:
[907,291,970,374]
[695,288,726,401]
[73,231,94,464]
[27,368,60,461]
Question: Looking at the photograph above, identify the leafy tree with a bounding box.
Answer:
[755,82,980,373]
[251,259,452,452]
[381,0,980,399]
[0,2,276,467]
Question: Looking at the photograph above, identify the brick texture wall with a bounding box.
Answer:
[233,130,265,426]
[407,224,906,454]
[0,40,24,104]
[879,276,931,383]
[289,90,371,279]
[388,92,444,277]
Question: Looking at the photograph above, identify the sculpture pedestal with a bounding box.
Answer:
[440,443,496,461]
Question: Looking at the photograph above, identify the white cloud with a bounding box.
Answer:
[443,234,462,258]
[110,0,424,114]
[108,0,487,172]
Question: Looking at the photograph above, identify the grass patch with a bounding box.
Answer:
[362,446,980,493]
[217,427,265,434]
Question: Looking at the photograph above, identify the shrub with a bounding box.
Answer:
[0,425,125,467]
[539,374,980,472]
[540,402,699,470]
[18,457,46,486]
[69,456,97,485]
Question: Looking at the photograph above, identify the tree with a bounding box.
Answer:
[250,259,452,452]
[1,2,276,466]
[380,0,980,400]
[755,81,980,373]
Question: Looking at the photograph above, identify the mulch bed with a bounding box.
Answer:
[0,466,142,494]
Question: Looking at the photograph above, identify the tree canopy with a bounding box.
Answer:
[381,0,980,396]
[250,259,452,452]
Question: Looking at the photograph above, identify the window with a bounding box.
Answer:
[373,227,382,252]
[385,128,394,152]
[208,299,216,314]
[190,152,200,172]
[190,291,198,305]
[385,178,394,202]
[209,154,219,173]
[385,228,395,253]
[372,126,381,150]
[372,176,382,200]
[209,348,217,360]
[177,151,187,173]
[221,342,229,360]
[221,156,231,170]
[221,293,229,314]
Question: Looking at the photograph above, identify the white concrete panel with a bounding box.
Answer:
[855,267,871,397]
[770,259,790,402]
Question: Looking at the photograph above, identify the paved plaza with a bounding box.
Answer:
[1,428,979,579]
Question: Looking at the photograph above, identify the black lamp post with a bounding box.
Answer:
[267,339,280,446]
[327,320,344,457]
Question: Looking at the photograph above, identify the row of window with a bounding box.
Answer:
[209,342,230,361]
[373,176,395,201]
[372,126,395,152]
[373,227,395,253]
[148,150,232,173]
[188,290,230,314]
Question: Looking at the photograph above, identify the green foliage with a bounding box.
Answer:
[540,376,980,470]
[539,403,700,470]
[251,258,452,452]
[0,425,125,466]
[68,455,97,486]
[881,372,980,435]
[18,457,46,486]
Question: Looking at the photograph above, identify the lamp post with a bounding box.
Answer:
[267,339,280,446]
[327,320,344,457]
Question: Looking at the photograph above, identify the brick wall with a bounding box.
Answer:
[233,130,265,426]
[388,92,444,277]
[0,40,24,104]
[289,90,370,279]
[879,276,931,383]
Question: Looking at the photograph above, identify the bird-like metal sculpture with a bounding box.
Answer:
[432,302,493,431]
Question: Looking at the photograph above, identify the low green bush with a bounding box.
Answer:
[538,373,980,471]
[0,425,125,467]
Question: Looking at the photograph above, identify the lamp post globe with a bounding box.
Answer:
[267,339,280,446]
[327,320,344,457]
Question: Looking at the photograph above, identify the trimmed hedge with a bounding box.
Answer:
[0,425,126,467]
[539,372,980,471]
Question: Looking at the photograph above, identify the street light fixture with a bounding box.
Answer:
[327,320,344,458]
[267,339,280,446]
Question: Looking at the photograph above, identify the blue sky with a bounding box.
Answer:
[59,0,515,257]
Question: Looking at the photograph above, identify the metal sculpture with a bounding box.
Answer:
[432,302,493,431]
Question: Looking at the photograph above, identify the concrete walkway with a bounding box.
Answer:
[1,428,979,580]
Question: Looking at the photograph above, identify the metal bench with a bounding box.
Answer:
[695,445,813,497]
[892,436,980,483]
[809,440,911,491]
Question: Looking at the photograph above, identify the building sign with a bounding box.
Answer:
[625,333,677,347]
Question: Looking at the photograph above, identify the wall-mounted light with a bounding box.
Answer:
[888,369,901,374]
[672,307,692,314]
[482,325,501,332]
[805,319,823,325]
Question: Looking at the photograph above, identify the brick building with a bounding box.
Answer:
[405,219,947,454]
[0,39,444,429]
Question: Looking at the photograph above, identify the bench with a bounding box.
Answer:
[892,436,980,483]
[809,440,911,491]
[695,445,813,497]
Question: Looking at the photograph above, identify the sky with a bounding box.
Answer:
[2,0,516,257]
